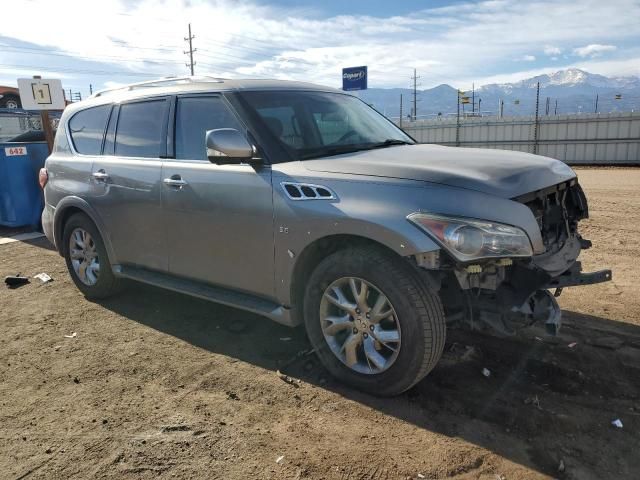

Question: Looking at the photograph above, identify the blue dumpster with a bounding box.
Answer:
[0,142,49,227]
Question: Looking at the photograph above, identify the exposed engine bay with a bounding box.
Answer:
[416,180,612,336]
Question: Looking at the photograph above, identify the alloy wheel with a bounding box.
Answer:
[69,228,100,286]
[319,277,401,374]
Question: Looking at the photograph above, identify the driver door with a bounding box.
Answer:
[161,95,275,299]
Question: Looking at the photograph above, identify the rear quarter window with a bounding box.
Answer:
[68,105,111,155]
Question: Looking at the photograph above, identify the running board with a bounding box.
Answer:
[113,265,294,327]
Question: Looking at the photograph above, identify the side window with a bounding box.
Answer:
[115,100,166,158]
[68,105,111,154]
[175,96,244,160]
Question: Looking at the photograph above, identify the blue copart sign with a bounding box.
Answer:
[342,66,367,91]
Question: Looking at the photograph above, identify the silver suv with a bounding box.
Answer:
[41,76,611,396]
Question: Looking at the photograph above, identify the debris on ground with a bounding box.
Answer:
[34,272,53,283]
[276,455,284,464]
[568,342,578,348]
[276,370,301,387]
[226,391,239,401]
[612,418,623,428]
[417,474,425,479]
[4,274,29,288]
[558,459,565,472]
[482,367,491,377]
[279,337,292,341]
[64,332,77,339]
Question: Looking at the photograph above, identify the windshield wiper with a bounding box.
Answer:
[298,144,373,160]
[367,139,414,149]
[298,140,413,160]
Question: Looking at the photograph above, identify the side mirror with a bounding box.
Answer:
[206,128,256,165]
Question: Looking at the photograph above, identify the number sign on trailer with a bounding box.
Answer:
[17,78,65,110]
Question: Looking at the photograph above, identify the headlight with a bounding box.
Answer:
[407,213,533,261]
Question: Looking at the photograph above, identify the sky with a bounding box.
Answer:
[1,0,639,98]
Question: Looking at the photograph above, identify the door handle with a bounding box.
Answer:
[92,170,109,181]
[163,176,188,187]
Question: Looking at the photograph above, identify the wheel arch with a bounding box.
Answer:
[288,234,420,327]
[53,197,116,263]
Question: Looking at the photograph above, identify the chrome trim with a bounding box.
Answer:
[280,182,336,201]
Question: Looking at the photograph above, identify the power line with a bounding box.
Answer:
[0,63,161,77]
[0,44,186,66]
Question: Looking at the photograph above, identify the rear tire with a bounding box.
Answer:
[62,213,120,299]
[303,246,446,396]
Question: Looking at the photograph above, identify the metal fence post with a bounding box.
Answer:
[533,82,540,154]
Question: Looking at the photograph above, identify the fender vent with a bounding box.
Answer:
[281,182,336,201]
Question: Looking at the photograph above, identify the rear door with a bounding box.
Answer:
[161,94,275,298]
[88,97,169,271]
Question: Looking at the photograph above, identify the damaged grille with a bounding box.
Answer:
[515,180,588,253]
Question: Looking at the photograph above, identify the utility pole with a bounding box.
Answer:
[399,94,403,129]
[184,23,196,76]
[472,82,475,113]
[411,68,420,121]
[89,84,93,95]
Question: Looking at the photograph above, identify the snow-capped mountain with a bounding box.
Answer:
[360,68,640,118]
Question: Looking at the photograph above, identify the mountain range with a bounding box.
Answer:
[359,69,640,119]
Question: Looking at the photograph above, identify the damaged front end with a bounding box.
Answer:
[415,179,612,336]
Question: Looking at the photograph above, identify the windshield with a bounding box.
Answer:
[239,90,415,161]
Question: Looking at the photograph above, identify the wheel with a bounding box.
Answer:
[1,95,20,109]
[62,213,120,299]
[303,246,446,396]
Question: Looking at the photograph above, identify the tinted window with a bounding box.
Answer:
[175,96,243,160]
[256,106,303,148]
[240,91,413,161]
[68,105,111,154]
[115,100,166,158]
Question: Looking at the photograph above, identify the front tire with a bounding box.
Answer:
[303,246,446,396]
[62,213,120,299]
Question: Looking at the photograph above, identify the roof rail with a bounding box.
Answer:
[90,76,226,98]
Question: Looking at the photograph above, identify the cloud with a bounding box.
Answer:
[573,44,617,58]
[0,0,637,95]
[544,45,562,56]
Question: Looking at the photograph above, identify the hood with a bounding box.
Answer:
[302,144,576,198]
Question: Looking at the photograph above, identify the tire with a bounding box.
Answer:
[62,213,120,299]
[1,95,20,109]
[303,246,446,396]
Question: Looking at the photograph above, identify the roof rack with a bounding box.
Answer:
[90,76,226,98]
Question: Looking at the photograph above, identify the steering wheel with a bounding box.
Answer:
[336,130,358,144]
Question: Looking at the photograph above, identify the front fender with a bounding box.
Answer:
[272,168,544,306]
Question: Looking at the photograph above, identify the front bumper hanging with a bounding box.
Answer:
[544,261,612,290]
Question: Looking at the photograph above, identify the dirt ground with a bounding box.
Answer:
[1,168,639,480]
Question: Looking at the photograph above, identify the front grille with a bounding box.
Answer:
[516,180,588,253]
